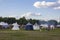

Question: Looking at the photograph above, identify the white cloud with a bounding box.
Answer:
[8,15,17,17]
[33,0,60,10]
[34,13,41,16]
[57,0,60,4]
[33,1,56,8]
[46,2,56,6]
[33,1,41,8]
[53,6,60,10]
[20,12,41,18]
[8,15,20,19]
[20,12,32,17]
[2,12,41,19]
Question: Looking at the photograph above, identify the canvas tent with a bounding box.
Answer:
[0,22,9,28]
[33,23,40,30]
[57,25,60,28]
[12,22,20,30]
[40,24,48,28]
[25,23,33,30]
[40,24,48,29]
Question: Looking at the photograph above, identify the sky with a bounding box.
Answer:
[0,0,60,22]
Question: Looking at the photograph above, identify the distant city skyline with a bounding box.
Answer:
[0,0,60,21]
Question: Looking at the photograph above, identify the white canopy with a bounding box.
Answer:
[40,24,48,27]
[12,22,20,30]
[40,24,48,29]
[0,22,8,25]
[33,23,40,30]
[57,25,60,27]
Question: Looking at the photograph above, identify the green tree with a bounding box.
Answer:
[28,19,38,25]
[48,20,58,26]
[0,17,3,22]
[17,17,28,25]
[3,17,16,24]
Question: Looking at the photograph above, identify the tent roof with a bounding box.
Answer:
[12,22,19,26]
[26,22,32,25]
[57,25,60,26]
[34,23,39,25]
[40,24,48,26]
[0,22,8,25]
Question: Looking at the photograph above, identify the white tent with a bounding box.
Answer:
[57,25,60,28]
[0,22,8,25]
[0,22,9,28]
[12,22,20,30]
[40,24,48,29]
[33,23,40,30]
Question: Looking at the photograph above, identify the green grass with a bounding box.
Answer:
[0,28,60,40]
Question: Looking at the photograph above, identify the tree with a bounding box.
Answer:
[48,20,58,26]
[17,17,28,25]
[3,17,16,24]
[39,20,47,25]
[28,19,38,25]
[0,17,3,22]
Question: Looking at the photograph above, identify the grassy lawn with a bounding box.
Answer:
[0,28,60,40]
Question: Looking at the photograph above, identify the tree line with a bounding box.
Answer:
[0,17,38,25]
[0,17,60,25]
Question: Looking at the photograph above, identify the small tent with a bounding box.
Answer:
[0,22,9,28]
[40,24,48,29]
[57,25,60,28]
[33,23,40,30]
[25,23,33,30]
[12,22,20,30]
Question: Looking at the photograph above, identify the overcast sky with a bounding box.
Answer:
[0,0,60,21]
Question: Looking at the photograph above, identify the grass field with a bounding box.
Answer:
[0,28,60,40]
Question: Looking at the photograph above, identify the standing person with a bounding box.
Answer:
[47,25,50,31]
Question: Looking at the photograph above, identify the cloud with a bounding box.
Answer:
[8,15,20,19]
[20,12,41,18]
[53,6,60,10]
[20,12,32,17]
[33,1,41,8]
[8,15,17,17]
[34,13,41,16]
[57,0,60,4]
[1,12,41,19]
[33,1,56,8]
[33,0,60,10]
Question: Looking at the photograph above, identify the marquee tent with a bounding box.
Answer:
[0,22,9,28]
[12,22,20,30]
[33,23,40,30]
